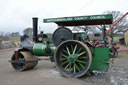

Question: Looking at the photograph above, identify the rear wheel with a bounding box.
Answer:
[54,40,92,78]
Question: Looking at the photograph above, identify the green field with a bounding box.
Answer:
[113,37,122,42]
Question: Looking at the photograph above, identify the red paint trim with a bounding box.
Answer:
[113,45,120,49]
[118,50,128,52]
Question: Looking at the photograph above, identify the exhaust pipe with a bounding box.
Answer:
[32,18,38,42]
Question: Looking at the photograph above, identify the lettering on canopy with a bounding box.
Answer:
[43,14,112,23]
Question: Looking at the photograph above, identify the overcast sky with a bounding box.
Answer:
[0,0,127,34]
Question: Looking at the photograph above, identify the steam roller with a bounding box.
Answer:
[9,14,114,78]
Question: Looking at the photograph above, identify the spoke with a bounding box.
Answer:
[69,63,72,72]
[73,45,77,54]
[78,51,86,57]
[77,60,87,64]
[79,63,85,69]
[77,47,82,54]
[64,63,70,70]
[63,49,68,54]
[61,54,67,58]
[60,58,67,61]
[74,63,80,72]
[62,61,68,65]
[73,64,76,74]
[79,56,88,59]
[71,45,74,53]
[66,46,71,55]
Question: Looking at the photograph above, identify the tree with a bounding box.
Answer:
[10,32,20,37]
[23,28,33,36]
[73,11,128,39]
[102,11,128,36]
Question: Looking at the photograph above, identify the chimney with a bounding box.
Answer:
[32,18,38,42]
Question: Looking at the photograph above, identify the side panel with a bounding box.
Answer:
[89,47,110,71]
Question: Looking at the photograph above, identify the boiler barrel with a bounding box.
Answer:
[33,43,56,56]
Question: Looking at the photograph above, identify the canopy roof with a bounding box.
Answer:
[43,14,113,26]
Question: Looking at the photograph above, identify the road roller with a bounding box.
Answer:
[9,14,113,78]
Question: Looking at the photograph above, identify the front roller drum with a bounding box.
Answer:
[10,51,38,71]
[54,40,92,78]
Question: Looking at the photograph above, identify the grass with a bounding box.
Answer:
[9,37,20,42]
[113,37,122,42]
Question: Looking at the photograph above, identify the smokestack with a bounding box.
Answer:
[32,18,38,42]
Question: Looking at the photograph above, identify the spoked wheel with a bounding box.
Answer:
[54,40,92,78]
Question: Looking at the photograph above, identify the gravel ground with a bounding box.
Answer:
[0,46,128,85]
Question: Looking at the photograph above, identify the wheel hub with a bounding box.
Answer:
[68,54,79,63]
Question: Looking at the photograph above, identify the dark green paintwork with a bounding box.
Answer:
[33,43,55,56]
[73,32,87,41]
[43,14,113,23]
[89,47,110,71]
[42,38,53,44]
[33,42,111,71]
